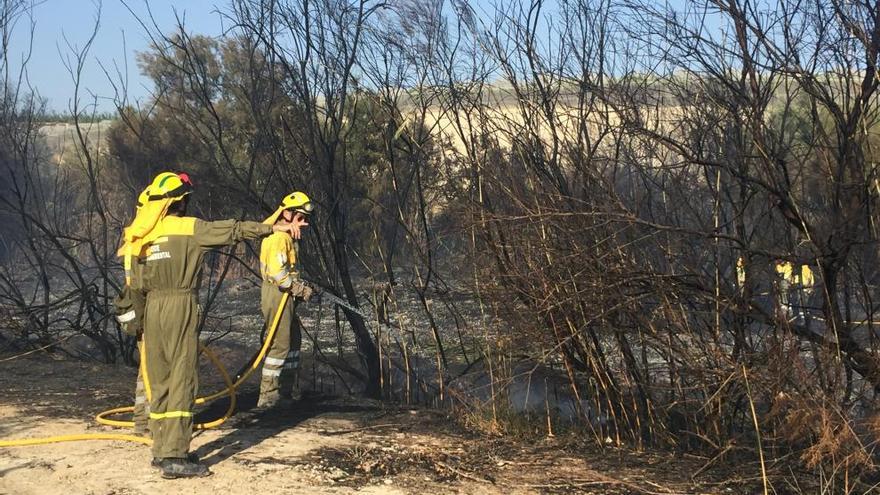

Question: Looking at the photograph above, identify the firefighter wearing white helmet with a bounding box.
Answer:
[258,191,315,407]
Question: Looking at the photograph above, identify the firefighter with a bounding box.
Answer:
[775,259,815,321]
[794,263,815,321]
[258,192,315,408]
[775,259,794,316]
[119,172,298,478]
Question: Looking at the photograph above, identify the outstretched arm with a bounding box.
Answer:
[195,219,299,249]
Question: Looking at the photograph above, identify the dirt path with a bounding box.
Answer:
[0,353,759,494]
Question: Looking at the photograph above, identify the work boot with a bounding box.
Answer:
[152,452,199,469]
[280,369,301,401]
[281,382,302,402]
[256,392,279,410]
[258,372,281,409]
[133,424,151,437]
[290,378,302,401]
[158,458,211,479]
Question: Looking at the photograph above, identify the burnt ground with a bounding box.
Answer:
[0,351,812,494]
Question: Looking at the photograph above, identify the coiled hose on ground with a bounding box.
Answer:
[0,292,289,448]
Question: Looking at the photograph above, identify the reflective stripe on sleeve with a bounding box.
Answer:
[262,368,282,377]
[264,357,285,367]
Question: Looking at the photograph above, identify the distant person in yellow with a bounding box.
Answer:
[118,172,299,479]
[775,260,815,320]
[258,192,315,408]
[796,262,815,320]
[736,256,746,291]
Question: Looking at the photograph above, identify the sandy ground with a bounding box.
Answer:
[0,352,769,495]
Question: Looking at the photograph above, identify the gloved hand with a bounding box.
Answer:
[290,280,315,302]
[114,286,145,337]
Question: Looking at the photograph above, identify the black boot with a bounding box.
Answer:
[151,452,200,469]
[158,457,211,479]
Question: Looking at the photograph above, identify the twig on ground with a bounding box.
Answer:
[691,443,735,479]
[0,334,76,362]
[321,423,405,436]
[434,460,495,484]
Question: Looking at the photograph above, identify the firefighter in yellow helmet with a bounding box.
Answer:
[258,191,315,408]
[121,172,298,479]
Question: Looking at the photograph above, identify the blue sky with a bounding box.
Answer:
[10,0,226,113]
[10,0,700,115]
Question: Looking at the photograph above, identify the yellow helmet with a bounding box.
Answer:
[147,171,193,201]
[118,172,192,285]
[282,191,313,214]
[263,191,314,224]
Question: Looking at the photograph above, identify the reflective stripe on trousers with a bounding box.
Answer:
[150,410,193,420]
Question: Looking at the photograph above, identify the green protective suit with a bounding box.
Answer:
[141,216,272,459]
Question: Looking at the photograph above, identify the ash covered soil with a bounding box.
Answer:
[0,352,769,494]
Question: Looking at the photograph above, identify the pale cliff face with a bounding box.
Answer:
[38,120,114,165]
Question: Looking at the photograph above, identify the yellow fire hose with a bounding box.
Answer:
[0,292,289,448]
